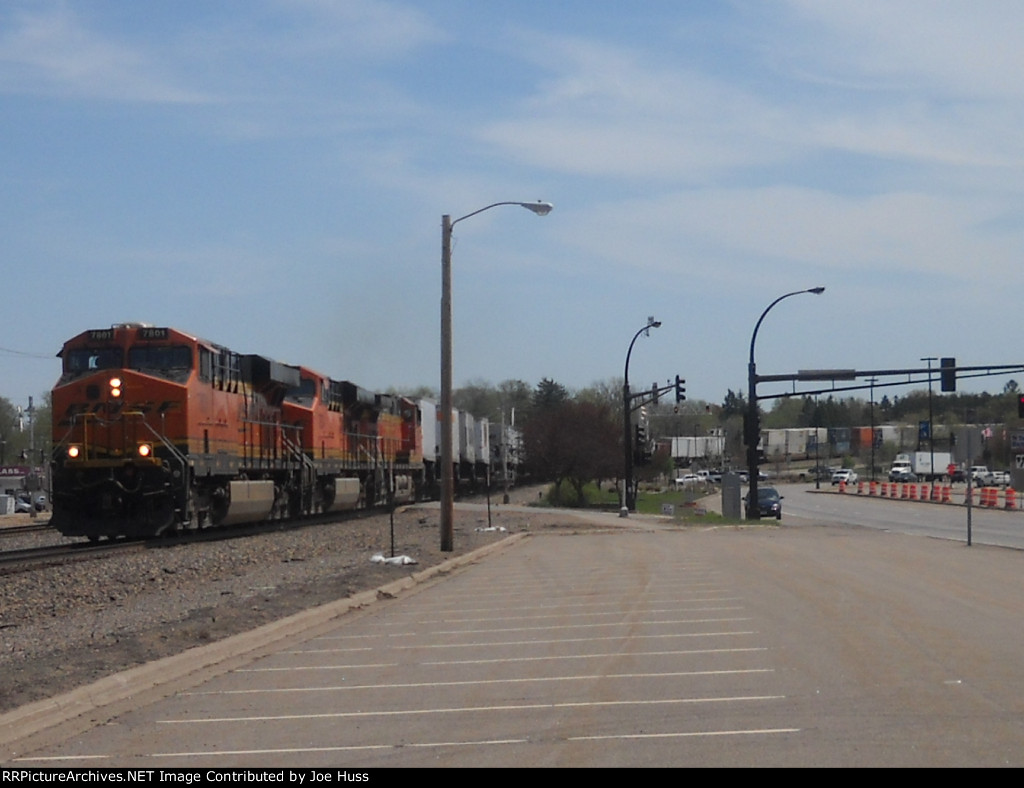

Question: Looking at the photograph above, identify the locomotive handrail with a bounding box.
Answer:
[137,414,188,468]
[63,409,187,466]
[280,429,314,470]
[135,413,198,526]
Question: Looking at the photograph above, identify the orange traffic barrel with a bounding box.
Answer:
[1005,487,1016,509]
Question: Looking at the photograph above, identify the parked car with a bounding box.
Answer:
[990,470,1011,487]
[950,468,967,483]
[675,474,702,487]
[831,469,859,485]
[889,469,918,483]
[744,486,783,520]
[804,465,834,482]
[14,494,32,513]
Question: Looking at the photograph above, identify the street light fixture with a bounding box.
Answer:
[746,287,825,520]
[440,201,553,551]
[622,317,661,515]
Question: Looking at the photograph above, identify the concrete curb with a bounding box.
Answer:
[0,532,528,755]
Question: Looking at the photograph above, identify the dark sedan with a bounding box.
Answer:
[744,486,783,520]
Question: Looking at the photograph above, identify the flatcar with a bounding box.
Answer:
[49,324,426,540]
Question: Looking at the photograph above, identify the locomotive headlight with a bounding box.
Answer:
[109,377,123,398]
[67,445,81,459]
[137,443,152,458]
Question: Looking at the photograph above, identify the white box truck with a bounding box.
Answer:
[889,452,952,482]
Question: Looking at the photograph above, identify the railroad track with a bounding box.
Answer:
[0,505,384,575]
[0,521,55,538]
[0,539,146,575]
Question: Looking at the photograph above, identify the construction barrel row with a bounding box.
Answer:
[836,479,1020,509]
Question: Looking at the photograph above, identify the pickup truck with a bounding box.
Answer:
[970,466,995,486]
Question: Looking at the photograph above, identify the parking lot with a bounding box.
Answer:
[6,505,1024,767]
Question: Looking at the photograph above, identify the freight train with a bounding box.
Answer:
[49,324,520,540]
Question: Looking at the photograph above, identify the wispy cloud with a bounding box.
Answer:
[0,4,209,102]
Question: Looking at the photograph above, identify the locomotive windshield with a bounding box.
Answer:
[66,347,123,374]
[284,377,317,405]
[128,345,193,382]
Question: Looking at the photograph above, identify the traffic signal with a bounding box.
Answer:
[1018,393,1024,419]
[634,424,647,464]
[744,410,760,446]
[940,357,956,392]
[675,375,686,403]
[651,383,659,405]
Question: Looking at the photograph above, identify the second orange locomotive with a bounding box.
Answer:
[50,324,425,539]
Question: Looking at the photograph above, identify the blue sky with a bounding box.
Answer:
[3,0,1023,413]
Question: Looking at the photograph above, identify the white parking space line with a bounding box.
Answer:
[183,667,775,696]
[157,695,787,724]
[235,631,760,672]
[423,646,768,666]
[569,728,800,742]
[425,617,753,636]
[402,604,746,626]
[18,725,799,761]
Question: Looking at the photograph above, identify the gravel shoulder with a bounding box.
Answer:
[0,487,600,717]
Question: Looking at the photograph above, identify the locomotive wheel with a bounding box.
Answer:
[148,497,178,537]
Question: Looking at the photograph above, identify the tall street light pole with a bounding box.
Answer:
[746,287,825,520]
[622,317,661,515]
[440,201,553,551]
[868,377,878,482]
[921,356,936,483]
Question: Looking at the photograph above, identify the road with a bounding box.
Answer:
[775,482,1024,548]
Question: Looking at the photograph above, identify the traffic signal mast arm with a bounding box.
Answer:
[753,363,1024,402]
[632,376,685,413]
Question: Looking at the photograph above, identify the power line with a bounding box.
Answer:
[0,346,52,360]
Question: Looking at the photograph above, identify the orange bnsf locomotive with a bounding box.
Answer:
[50,324,427,540]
